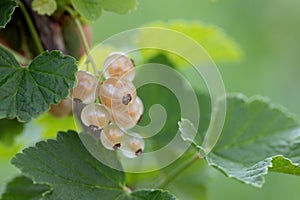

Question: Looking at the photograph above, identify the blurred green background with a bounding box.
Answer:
[90,0,300,199]
[1,0,300,199]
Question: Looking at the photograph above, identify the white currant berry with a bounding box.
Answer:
[81,103,109,130]
[103,52,135,81]
[111,96,144,130]
[99,77,136,110]
[71,70,98,103]
[120,133,144,158]
[100,124,125,150]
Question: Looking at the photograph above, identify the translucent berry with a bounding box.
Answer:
[120,133,144,158]
[112,96,144,130]
[81,103,109,130]
[103,52,135,81]
[100,124,125,150]
[99,77,136,110]
[71,70,98,103]
[49,98,72,118]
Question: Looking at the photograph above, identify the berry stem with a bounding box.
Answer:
[65,6,98,75]
[156,153,200,189]
[18,1,44,54]
[73,18,98,75]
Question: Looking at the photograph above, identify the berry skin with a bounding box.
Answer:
[120,133,145,158]
[111,96,144,130]
[99,77,136,110]
[71,70,98,104]
[103,52,135,81]
[81,103,109,130]
[100,124,125,150]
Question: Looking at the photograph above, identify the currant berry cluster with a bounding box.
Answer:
[71,52,144,158]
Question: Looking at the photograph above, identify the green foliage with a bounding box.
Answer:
[11,130,177,200]
[178,119,206,156]
[117,190,177,200]
[70,0,137,21]
[0,119,24,146]
[164,158,209,200]
[180,94,300,187]
[0,176,49,200]
[12,130,124,199]
[0,0,17,29]
[36,113,76,139]
[137,21,243,65]
[32,0,57,16]
[270,156,300,175]
[126,152,209,200]
[0,47,77,122]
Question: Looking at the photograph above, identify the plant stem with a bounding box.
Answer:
[65,6,98,75]
[74,18,98,75]
[157,153,201,188]
[18,1,44,54]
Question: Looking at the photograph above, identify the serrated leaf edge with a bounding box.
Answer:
[206,93,300,187]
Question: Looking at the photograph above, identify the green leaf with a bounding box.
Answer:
[165,158,209,200]
[70,0,137,21]
[137,21,243,65]
[70,0,102,21]
[178,119,206,156]
[179,119,199,144]
[56,0,70,9]
[0,118,24,146]
[196,94,300,187]
[118,189,177,200]
[11,130,176,200]
[0,0,18,29]
[0,176,50,200]
[32,0,57,16]
[0,47,77,122]
[99,0,137,14]
[125,150,208,200]
[12,130,124,199]
[270,156,300,175]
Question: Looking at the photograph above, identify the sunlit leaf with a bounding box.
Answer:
[71,0,137,21]
[137,21,243,65]
[32,0,57,16]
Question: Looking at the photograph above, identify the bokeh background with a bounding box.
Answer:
[91,0,300,199]
[1,0,300,199]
